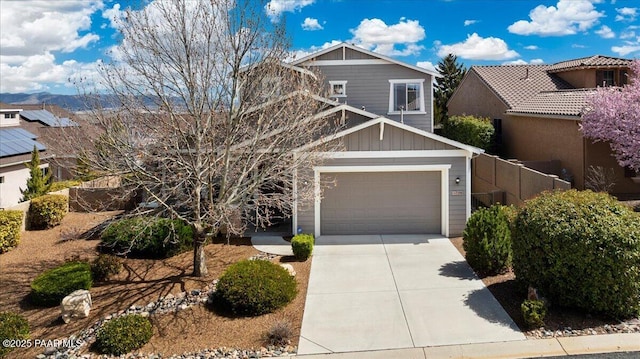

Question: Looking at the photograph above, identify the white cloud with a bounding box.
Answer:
[416,61,437,73]
[350,18,425,56]
[0,0,103,93]
[611,45,640,56]
[615,7,637,22]
[102,3,125,29]
[502,58,545,65]
[436,33,519,60]
[524,45,539,50]
[302,17,323,31]
[508,0,604,36]
[265,0,314,22]
[572,44,587,48]
[464,20,478,26]
[595,25,615,38]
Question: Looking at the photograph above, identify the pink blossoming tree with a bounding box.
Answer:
[581,60,640,172]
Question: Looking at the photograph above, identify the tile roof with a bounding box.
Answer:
[547,55,632,73]
[471,65,574,108]
[506,89,596,117]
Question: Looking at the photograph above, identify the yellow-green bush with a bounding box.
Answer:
[291,234,314,261]
[442,115,495,151]
[0,211,23,254]
[0,312,30,357]
[49,180,82,192]
[29,261,92,307]
[28,194,68,230]
[94,315,152,355]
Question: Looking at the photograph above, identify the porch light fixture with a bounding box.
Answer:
[455,177,461,185]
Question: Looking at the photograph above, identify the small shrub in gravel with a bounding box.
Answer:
[291,234,314,261]
[463,205,512,275]
[513,190,640,318]
[521,299,547,328]
[0,312,30,357]
[100,217,193,258]
[94,315,152,356]
[30,261,92,307]
[28,194,68,230]
[263,320,293,346]
[91,254,122,282]
[49,180,82,192]
[213,259,297,316]
[0,210,22,254]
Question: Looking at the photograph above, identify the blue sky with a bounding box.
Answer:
[1,0,638,94]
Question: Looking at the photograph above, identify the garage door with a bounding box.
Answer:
[320,171,441,235]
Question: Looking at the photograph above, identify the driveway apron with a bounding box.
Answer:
[298,234,525,355]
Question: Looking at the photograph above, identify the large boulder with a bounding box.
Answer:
[60,289,92,323]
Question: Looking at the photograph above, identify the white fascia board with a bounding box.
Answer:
[316,164,451,173]
[310,150,470,159]
[304,59,389,66]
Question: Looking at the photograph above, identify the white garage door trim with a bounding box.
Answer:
[313,165,451,238]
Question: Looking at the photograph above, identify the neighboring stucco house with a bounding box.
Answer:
[0,103,78,208]
[448,55,638,197]
[281,43,482,237]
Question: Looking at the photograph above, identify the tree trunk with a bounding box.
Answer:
[192,231,208,277]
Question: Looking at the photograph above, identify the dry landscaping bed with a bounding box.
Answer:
[0,212,310,358]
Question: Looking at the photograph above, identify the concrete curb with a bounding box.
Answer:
[295,333,640,359]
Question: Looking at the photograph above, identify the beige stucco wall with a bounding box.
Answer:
[501,115,585,189]
[554,69,596,88]
[448,71,508,120]
[584,140,640,196]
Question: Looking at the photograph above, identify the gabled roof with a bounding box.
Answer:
[295,113,484,155]
[547,55,632,73]
[291,42,439,77]
[469,65,573,109]
[506,89,595,118]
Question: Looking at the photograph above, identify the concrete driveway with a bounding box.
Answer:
[298,234,525,355]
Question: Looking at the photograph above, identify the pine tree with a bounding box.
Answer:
[435,54,467,126]
[21,145,51,201]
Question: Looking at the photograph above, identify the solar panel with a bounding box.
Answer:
[20,110,78,127]
[0,128,47,158]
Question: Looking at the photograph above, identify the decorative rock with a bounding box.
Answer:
[60,289,92,324]
[279,263,296,277]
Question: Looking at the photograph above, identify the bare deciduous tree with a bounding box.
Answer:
[67,0,341,276]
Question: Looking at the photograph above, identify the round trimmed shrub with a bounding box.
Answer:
[30,261,92,307]
[513,190,640,318]
[291,234,314,261]
[0,210,23,254]
[521,299,547,328]
[0,312,30,357]
[91,254,122,282]
[213,260,297,316]
[100,217,193,258]
[28,194,68,230]
[94,315,152,355]
[463,205,513,275]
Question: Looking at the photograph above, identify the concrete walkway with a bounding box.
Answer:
[298,234,525,355]
[250,235,293,256]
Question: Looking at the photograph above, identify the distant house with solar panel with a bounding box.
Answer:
[0,103,79,208]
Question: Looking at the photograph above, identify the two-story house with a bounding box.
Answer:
[0,103,79,208]
[448,55,638,197]
[269,43,484,237]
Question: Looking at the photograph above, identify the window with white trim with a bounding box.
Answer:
[329,81,347,97]
[388,79,425,113]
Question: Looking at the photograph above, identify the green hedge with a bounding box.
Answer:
[291,234,314,261]
[29,261,92,307]
[513,190,640,318]
[28,194,68,230]
[442,115,494,150]
[0,211,23,254]
[49,180,82,192]
[463,205,512,275]
[101,217,193,258]
[213,259,297,316]
[94,315,152,355]
[0,312,30,357]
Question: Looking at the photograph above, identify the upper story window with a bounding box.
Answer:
[388,79,425,114]
[4,113,16,119]
[595,69,629,87]
[329,81,347,98]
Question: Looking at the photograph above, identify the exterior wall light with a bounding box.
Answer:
[455,177,461,185]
